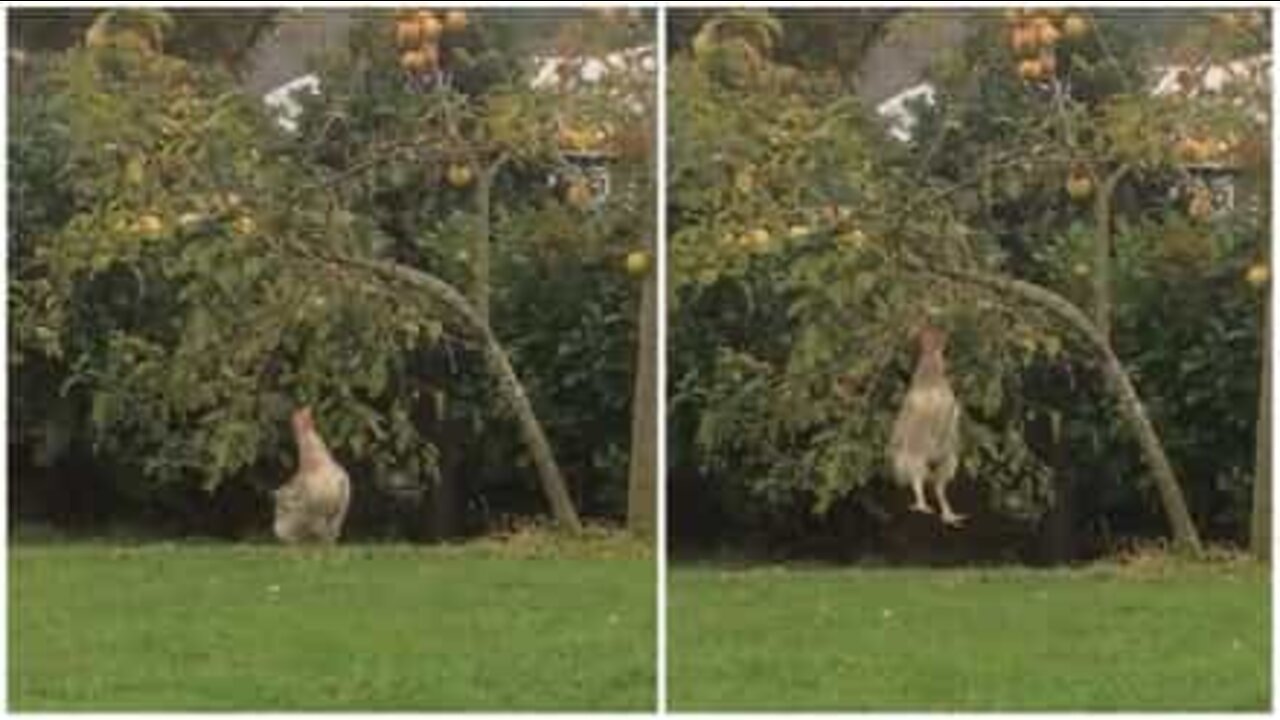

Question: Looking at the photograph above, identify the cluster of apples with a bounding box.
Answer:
[1005,9,1090,83]
[558,124,615,154]
[1174,133,1239,166]
[717,227,772,253]
[395,9,468,75]
[1214,11,1267,32]
[126,192,259,241]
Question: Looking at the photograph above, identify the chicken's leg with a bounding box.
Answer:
[933,456,965,527]
[909,475,934,515]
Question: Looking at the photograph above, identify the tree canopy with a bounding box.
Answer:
[11,8,656,539]
[668,9,1268,559]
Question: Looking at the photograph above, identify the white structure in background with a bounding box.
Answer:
[260,45,655,209]
[262,45,655,132]
[529,45,655,208]
[529,45,654,106]
[874,54,1270,143]
[531,46,657,84]
[262,73,321,133]
[1151,54,1270,212]
[874,54,1269,213]
[875,83,935,143]
[1151,54,1270,103]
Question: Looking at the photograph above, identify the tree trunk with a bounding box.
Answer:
[295,244,584,532]
[913,260,1203,555]
[1090,165,1130,342]
[1038,410,1077,564]
[1251,290,1270,560]
[469,154,510,329]
[626,255,658,536]
[471,163,493,327]
[429,418,465,541]
[482,334,583,531]
[461,157,499,534]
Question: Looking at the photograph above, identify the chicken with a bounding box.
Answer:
[273,406,351,544]
[888,325,964,526]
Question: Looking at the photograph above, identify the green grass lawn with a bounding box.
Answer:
[669,560,1270,711]
[10,541,655,711]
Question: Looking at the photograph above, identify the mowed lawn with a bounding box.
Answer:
[669,561,1269,711]
[10,543,655,711]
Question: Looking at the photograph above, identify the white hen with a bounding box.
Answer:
[273,406,351,544]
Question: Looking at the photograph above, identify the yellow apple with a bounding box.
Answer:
[233,215,257,236]
[625,250,652,276]
[135,214,164,237]
[1067,172,1094,200]
[443,10,468,33]
[1063,14,1089,39]
[446,164,474,188]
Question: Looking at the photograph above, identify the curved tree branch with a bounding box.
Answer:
[904,256,1204,555]
[279,237,584,532]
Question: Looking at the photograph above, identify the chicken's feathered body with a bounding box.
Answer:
[274,407,351,544]
[888,327,964,526]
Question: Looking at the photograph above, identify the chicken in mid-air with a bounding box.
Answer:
[888,325,964,526]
